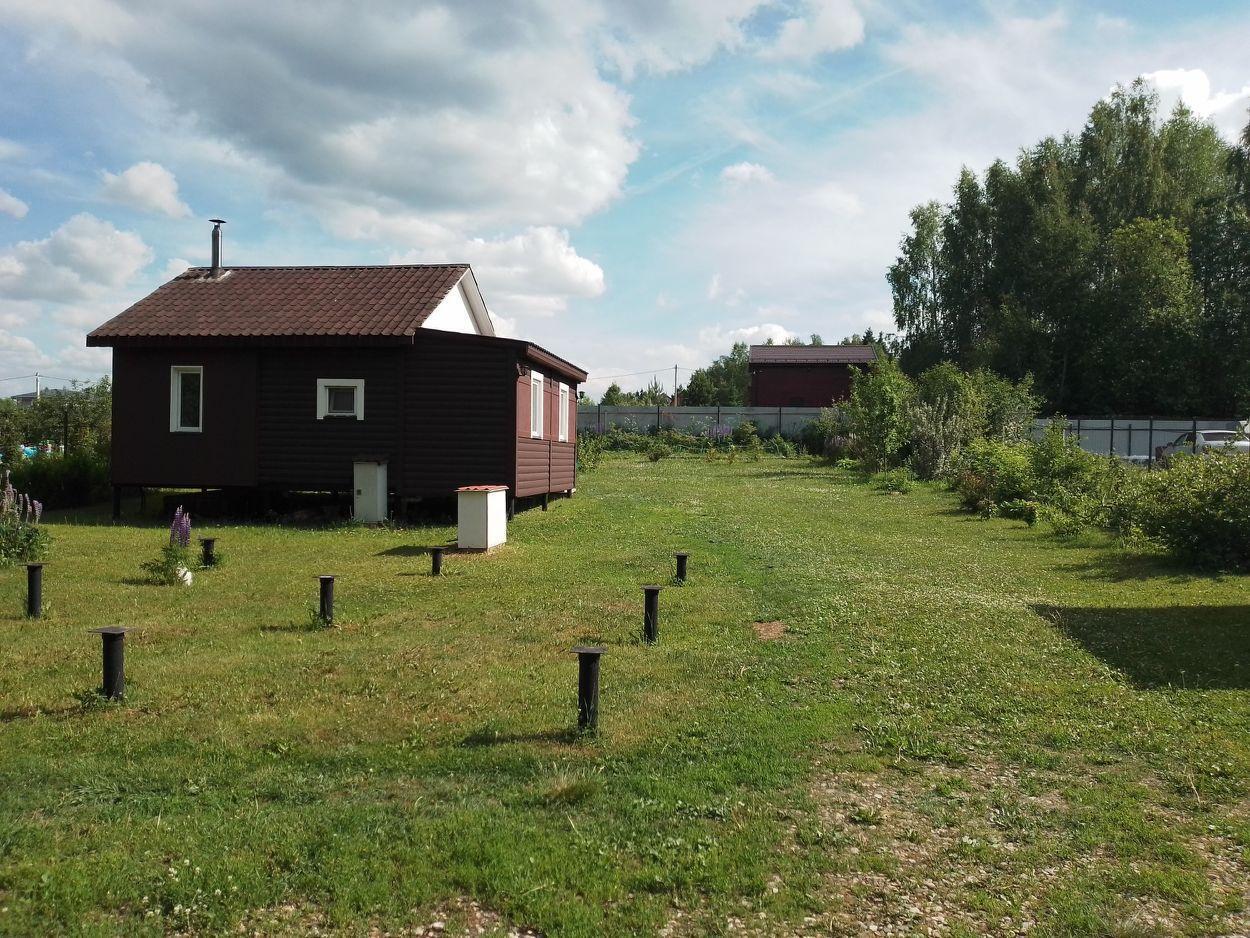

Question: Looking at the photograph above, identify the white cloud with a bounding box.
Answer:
[0,330,52,373]
[761,0,865,62]
[2,1,640,234]
[679,9,1250,347]
[0,213,152,303]
[1142,68,1250,137]
[720,161,776,187]
[0,189,28,219]
[394,226,605,320]
[100,161,192,217]
[0,138,25,161]
[596,0,769,79]
[160,257,191,280]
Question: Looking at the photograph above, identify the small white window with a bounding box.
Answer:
[558,383,570,442]
[316,378,365,420]
[170,365,203,433]
[530,372,544,438]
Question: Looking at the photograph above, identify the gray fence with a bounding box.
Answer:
[578,406,1244,462]
[578,405,824,439]
[1032,417,1242,464]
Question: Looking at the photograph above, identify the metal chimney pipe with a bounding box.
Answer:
[209,218,226,276]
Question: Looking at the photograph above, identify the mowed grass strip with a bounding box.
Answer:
[0,455,1247,936]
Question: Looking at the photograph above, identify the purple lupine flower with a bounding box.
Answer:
[32,500,41,523]
[168,506,192,548]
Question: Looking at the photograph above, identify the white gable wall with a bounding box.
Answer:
[422,280,479,334]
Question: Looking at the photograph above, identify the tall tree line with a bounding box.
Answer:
[888,80,1250,416]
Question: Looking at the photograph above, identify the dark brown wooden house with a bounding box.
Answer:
[87,258,586,517]
[748,344,876,407]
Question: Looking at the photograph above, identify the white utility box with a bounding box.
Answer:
[456,484,508,550]
[353,459,388,523]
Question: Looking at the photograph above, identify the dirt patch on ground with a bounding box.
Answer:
[753,621,787,641]
[231,898,543,937]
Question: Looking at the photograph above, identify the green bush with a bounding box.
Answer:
[646,442,672,462]
[873,468,914,494]
[764,435,797,458]
[8,452,110,509]
[948,439,1035,514]
[800,407,848,459]
[730,421,760,446]
[845,358,914,471]
[1128,453,1250,570]
[576,433,604,471]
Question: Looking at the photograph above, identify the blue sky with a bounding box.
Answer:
[0,1,1248,398]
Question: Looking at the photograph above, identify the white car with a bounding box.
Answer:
[1156,429,1250,462]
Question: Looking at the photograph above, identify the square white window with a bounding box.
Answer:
[558,383,569,442]
[530,372,544,438]
[316,378,365,420]
[169,365,203,433]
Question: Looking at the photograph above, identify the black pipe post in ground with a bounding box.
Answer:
[89,626,130,700]
[642,585,662,644]
[674,552,689,584]
[431,547,444,576]
[318,575,335,625]
[200,537,217,568]
[573,645,604,733]
[25,562,43,619]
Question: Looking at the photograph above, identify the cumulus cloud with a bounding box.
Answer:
[4,1,640,233]
[0,329,52,372]
[100,161,192,217]
[0,188,28,219]
[596,0,770,79]
[394,226,605,319]
[761,0,865,62]
[1142,68,1250,137]
[0,213,152,303]
[720,161,776,187]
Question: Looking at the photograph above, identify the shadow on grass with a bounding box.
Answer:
[1034,603,1250,689]
[1051,550,1215,584]
[459,727,579,747]
[375,545,447,558]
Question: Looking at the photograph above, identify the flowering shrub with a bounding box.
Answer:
[0,472,48,566]
[141,506,194,585]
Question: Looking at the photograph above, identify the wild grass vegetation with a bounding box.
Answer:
[1,454,1249,935]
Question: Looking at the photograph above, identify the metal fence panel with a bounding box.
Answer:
[579,406,1245,461]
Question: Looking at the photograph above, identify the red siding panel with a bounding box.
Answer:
[750,364,857,407]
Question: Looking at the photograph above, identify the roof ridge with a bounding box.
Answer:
[180,263,470,270]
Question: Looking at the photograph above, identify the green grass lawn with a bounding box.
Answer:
[1,454,1248,936]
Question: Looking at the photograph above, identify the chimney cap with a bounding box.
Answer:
[209,218,227,225]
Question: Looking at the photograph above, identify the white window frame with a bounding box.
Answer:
[558,382,570,442]
[316,378,365,420]
[169,365,204,433]
[530,371,544,438]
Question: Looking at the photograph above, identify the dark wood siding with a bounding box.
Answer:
[257,348,403,490]
[750,363,857,407]
[400,331,515,498]
[111,347,258,487]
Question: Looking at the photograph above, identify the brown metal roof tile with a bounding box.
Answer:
[87,264,470,341]
[748,344,877,365]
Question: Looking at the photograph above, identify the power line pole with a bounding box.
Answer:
[673,364,678,406]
